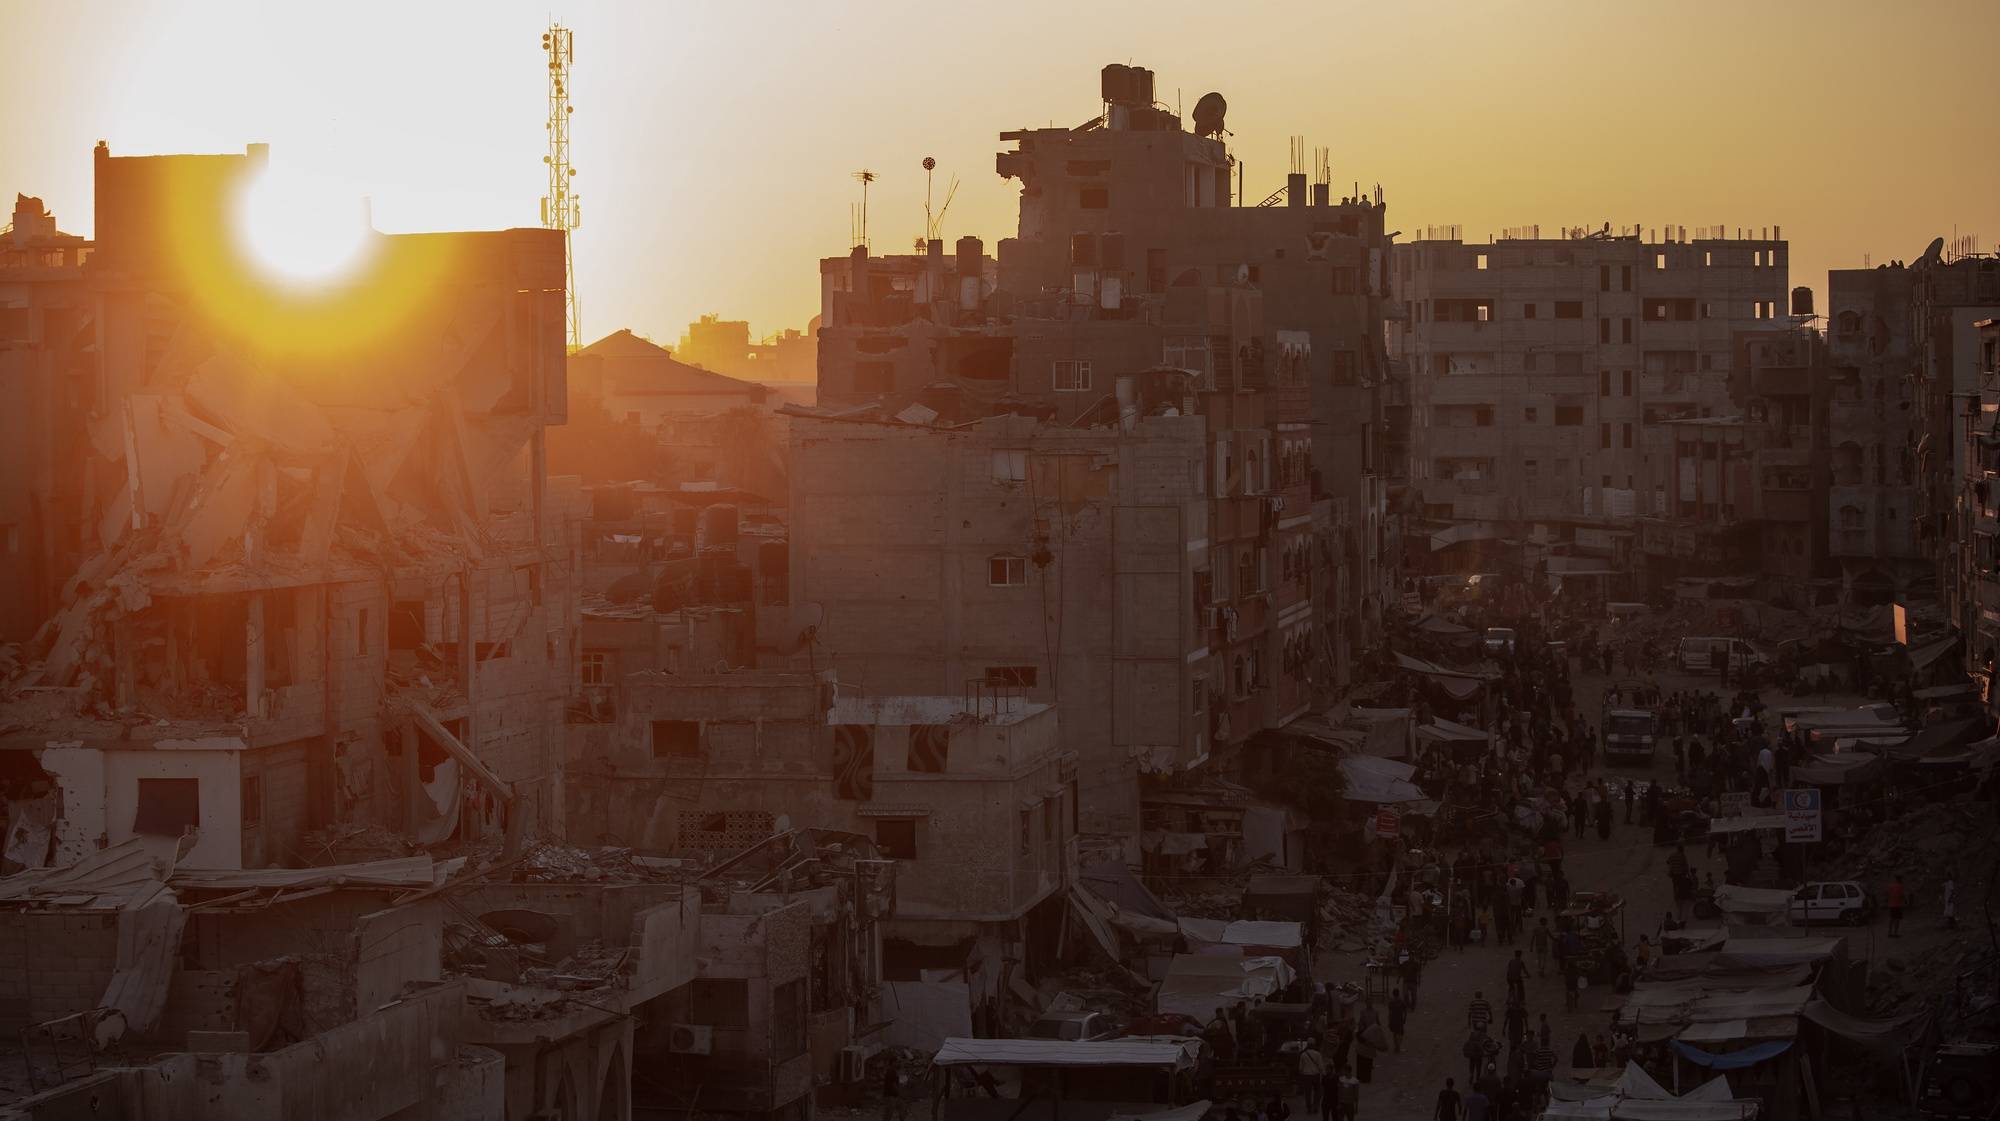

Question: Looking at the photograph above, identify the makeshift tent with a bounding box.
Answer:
[1801,999,1931,1056]
[1906,635,1959,673]
[1416,718,1489,745]
[1429,523,1503,551]
[1790,752,1882,786]
[932,1037,1200,1070]
[1080,860,1176,924]
[1415,614,1475,636]
[1914,681,1978,702]
[1882,716,1987,760]
[1339,754,1427,804]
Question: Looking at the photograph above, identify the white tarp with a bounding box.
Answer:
[1156,953,1294,1019]
[1710,884,1794,915]
[1340,754,1427,804]
[1220,920,1302,949]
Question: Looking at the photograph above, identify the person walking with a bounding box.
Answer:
[1570,1032,1593,1071]
[1622,780,1636,824]
[1388,988,1408,1053]
[1537,1013,1551,1049]
[1402,952,1423,1010]
[1434,1077,1463,1121]
[1462,1029,1488,1082]
[1530,917,1552,978]
[1318,1061,1343,1121]
[1505,950,1528,1004]
[1467,990,1493,1035]
[1502,995,1527,1050]
[1298,1042,1326,1113]
[1887,873,1906,937]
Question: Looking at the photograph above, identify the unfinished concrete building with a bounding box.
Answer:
[0,143,576,873]
[1825,265,1926,604]
[1391,226,1789,578]
[801,64,1394,845]
[1961,316,2000,709]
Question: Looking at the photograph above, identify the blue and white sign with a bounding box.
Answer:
[1782,788,1821,843]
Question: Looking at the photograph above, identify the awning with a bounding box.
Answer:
[1791,752,1882,786]
[1219,920,1303,949]
[1706,814,1786,835]
[1883,716,1988,760]
[1416,718,1489,743]
[1915,681,1978,701]
[932,1037,1198,1070]
[1415,614,1474,636]
[1155,952,1293,1019]
[1906,635,1959,671]
[1669,1038,1792,1070]
[1429,523,1503,551]
[1340,754,1427,804]
[1801,999,1931,1055]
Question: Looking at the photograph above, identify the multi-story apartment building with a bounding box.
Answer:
[1391,227,1789,574]
[1961,315,2000,707]
[1825,266,1926,603]
[802,64,1396,844]
[1634,326,1831,600]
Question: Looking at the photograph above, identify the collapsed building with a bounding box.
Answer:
[0,141,574,868]
[796,63,1398,845]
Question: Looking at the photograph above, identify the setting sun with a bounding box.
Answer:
[236,161,372,285]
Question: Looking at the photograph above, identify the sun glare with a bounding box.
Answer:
[236,165,372,285]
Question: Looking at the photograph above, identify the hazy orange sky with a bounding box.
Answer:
[4,1,1995,350]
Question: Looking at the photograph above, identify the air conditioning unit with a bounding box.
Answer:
[837,1045,868,1083]
[668,1024,713,1055]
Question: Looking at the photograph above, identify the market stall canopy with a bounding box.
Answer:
[1669,1038,1792,1070]
[1881,716,1987,761]
[1339,754,1427,804]
[1710,884,1795,915]
[1923,735,2000,770]
[1801,999,1931,1056]
[1428,523,1503,552]
[1906,635,1959,672]
[1914,681,1978,701]
[1707,814,1787,835]
[932,1037,1199,1070]
[1416,718,1489,744]
[1790,752,1882,786]
[1155,953,1294,1019]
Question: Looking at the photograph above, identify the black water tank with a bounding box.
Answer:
[1101,64,1135,104]
[1790,286,1814,316]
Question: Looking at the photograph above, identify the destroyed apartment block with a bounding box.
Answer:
[0,144,577,875]
[567,670,1067,1048]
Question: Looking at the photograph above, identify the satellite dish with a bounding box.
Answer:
[1192,92,1227,137]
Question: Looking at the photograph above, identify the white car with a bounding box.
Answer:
[1484,627,1517,656]
[1789,881,1874,926]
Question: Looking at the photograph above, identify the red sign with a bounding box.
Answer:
[1375,809,1401,839]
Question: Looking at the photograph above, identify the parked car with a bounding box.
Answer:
[1789,881,1874,926]
[1028,1010,1120,1042]
[1484,627,1517,656]
[1919,1041,2000,1120]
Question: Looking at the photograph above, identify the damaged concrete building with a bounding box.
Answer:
[568,669,1064,1029]
[0,141,575,870]
[797,63,1397,846]
[1391,226,1790,584]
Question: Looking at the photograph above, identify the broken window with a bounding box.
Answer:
[1599,264,1610,292]
[1655,252,1668,270]
[991,450,1027,484]
[1599,318,1611,344]
[986,665,1037,688]
[1621,265,1632,291]
[875,818,918,860]
[1522,303,1537,319]
[581,650,610,687]
[1523,407,1539,423]
[1622,370,1633,396]
[1622,423,1633,449]
[773,979,807,1061]
[1621,318,1633,343]
[133,777,200,836]
[1331,266,1356,294]
[241,774,262,827]
[1600,370,1611,396]
[689,979,751,1029]
[1079,186,1110,209]
[1053,359,1092,392]
[1554,301,1583,320]
[906,725,949,773]
[650,720,701,758]
[1475,253,1488,271]
[988,556,1027,586]
[1600,423,1611,450]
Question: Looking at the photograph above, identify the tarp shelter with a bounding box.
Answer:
[931,1037,1200,1071]
[1154,953,1294,1019]
[1709,884,1794,916]
[1914,681,1978,702]
[1391,652,1493,700]
[1923,735,2000,770]
[1905,635,1959,673]
[1348,706,1414,758]
[1668,1039,1792,1070]
[1415,614,1475,636]
[1881,716,1988,761]
[1801,999,1930,1056]
[1789,752,1882,787]
[1339,755,1427,804]
[1244,874,1320,924]
[1176,920,1303,951]
[1416,718,1489,745]
[1080,860,1176,924]
[1542,1062,1754,1119]
[1428,523,1503,552]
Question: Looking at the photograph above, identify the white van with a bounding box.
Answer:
[1676,636,1766,674]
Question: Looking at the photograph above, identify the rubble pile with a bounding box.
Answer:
[509,842,654,883]
[1317,887,1380,954]
[302,823,411,865]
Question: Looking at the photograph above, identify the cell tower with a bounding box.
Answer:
[541,23,581,351]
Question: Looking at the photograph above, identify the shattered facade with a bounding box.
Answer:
[1,142,575,872]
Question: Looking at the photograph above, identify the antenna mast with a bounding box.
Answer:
[541,22,581,351]
[852,169,877,251]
